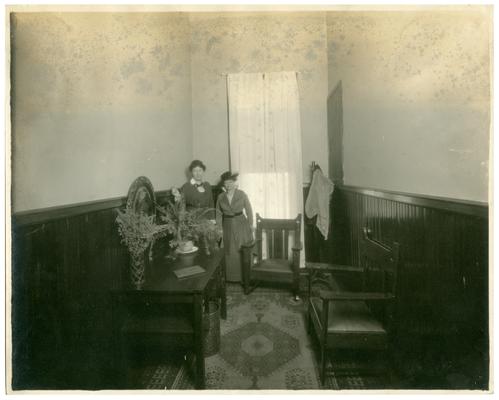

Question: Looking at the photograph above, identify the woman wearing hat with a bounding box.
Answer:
[180,160,215,218]
[216,171,254,282]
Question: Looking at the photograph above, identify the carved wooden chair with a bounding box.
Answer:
[306,227,400,384]
[241,213,302,299]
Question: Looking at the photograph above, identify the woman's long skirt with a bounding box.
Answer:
[222,215,253,282]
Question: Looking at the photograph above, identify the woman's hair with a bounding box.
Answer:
[189,159,206,171]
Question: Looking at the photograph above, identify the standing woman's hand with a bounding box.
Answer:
[171,187,182,203]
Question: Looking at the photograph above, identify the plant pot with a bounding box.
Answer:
[176,246,199,267]
[178,240,195,253]
[203,301,220,356]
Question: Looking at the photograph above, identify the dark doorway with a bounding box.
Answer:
[327,81,344,185]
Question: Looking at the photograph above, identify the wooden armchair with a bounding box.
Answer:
[306,227,400,384]
[241,213,302,299]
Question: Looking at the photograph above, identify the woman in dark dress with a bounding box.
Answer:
[180,160,215,219]
[216,171,253,282]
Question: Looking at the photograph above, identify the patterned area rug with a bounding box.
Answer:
[173,287,320,389]
[139,285,389,390]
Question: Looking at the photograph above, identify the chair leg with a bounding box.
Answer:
[242,262,250,295]
[243,279,250,295]
[244,280,259,295]
[293,275,300,301]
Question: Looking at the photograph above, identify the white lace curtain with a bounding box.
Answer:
[227,71,304,258]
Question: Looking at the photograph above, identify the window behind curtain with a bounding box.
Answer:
[227,71,304,260]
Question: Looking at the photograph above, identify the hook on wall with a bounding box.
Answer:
[311,161,321,172]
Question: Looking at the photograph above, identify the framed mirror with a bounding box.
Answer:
[126,176,156,216]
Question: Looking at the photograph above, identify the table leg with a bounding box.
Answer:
[193,294,205,389]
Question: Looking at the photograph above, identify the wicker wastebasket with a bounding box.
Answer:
[203,301,221,357]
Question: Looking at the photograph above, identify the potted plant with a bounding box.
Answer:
[157,188,222,260]
[116,207,168,289]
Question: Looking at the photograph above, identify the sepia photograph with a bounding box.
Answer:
[7,3,492,393]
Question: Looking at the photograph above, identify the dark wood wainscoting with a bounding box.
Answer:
[305,184,489,388]
[11,191,173,390]
[12,209,125,389]
[11,185,489,389]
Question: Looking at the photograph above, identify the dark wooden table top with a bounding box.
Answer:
[120,248,224,294]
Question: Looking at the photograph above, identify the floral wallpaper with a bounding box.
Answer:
[10,9,491,211]
[11,13,193,211]
[327,10,490,201]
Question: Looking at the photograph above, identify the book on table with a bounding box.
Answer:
[173,265,206,279]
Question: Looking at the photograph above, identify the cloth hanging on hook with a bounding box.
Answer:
[305,168,334,239]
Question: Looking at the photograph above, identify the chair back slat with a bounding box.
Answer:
[266,229,285,259]
[258,217,299,230]
[361,227,400,297]
[255,213,301,260]
[270,229,274,258]
[283,229,289,260]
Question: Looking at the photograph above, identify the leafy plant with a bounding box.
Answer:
[156,188,222,251]
[116,207,168,287]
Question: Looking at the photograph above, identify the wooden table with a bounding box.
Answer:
[112,248,226,389]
